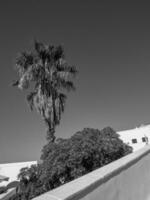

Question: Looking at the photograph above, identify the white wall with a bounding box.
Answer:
[117,124,150,151]
[0,161,37,187]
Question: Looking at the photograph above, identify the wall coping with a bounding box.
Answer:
[33,145,150,200]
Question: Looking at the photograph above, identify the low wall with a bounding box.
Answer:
[33,145,150,200]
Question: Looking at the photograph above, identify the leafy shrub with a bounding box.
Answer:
[7,181,19,190]
[40,127,132,188]
[0,186,7,194]
[11,127,132,199]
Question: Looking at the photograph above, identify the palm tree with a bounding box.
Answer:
[13,41,77,142]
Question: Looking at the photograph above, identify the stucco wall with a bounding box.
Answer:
[0,161,37,187]
[117,125,150,151]
[33,145,150,200]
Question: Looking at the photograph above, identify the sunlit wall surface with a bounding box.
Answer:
[0,161,37,187]
[118,124,150,151]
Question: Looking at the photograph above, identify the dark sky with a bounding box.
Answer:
[1,1,150,163]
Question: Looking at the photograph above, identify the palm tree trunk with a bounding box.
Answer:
[43,114,56,142]
[46,127,56,142]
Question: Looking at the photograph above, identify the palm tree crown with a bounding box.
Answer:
[13,41,77,142]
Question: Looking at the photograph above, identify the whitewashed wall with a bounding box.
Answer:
[118,124,150,151]
[0,161,37,187]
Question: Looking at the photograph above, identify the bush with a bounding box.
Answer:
[0,186,7,194]
[40,127,132,188]
[7,181,19,190]
[11,127,132,199]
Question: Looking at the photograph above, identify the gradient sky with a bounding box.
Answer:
[1,1,150,163]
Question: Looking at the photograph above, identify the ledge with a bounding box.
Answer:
[33,145,150,200]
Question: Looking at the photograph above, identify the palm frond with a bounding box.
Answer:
[54,45,65,60]
[26,91,37,110]
[34,40,45,55]
[57,62,78,76]
[16,52,34,75]
[59,93,66,112]
[12,80,19,86]
[59,79,76,91]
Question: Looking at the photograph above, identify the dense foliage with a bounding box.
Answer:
[9,127,132,199]
[0,181,19,195]
[13,41,77,142]
[7,181,19,190]
[0,186,7,194]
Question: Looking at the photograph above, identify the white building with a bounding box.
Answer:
[0,161,37,187]
[118,124,150,151]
